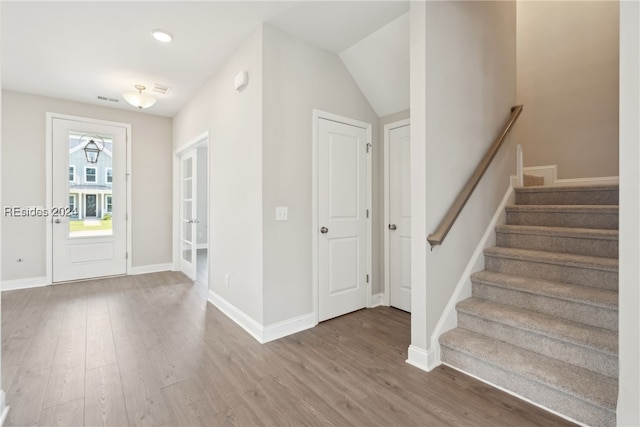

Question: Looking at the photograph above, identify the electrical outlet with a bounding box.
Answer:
[276,207,288,221]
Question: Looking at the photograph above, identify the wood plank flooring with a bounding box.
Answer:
[2,272,576,426]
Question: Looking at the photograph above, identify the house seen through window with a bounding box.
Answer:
[67,132,114,237]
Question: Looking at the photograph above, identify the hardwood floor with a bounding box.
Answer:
[2,272,575,426]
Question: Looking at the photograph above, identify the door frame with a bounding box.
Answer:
[383,118,410,306]
[45,113,132,285]
[312,110,373,324]
[172,131,209,280]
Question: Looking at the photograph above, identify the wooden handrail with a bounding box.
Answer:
[427,105,523,249]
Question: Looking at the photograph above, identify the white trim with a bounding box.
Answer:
[442,363,587,427]
[2,276,48,291]
[0,390,9,427]
[129,263,173,275]
[406,344,437,372]
[312,110,373,323]
[383,119,410,308]
[555,176,619,185]
[428,183,515,368]
[208,289,264,342]
[262,312,316,343]
[45,113,132,285]
[196,243,208,250]
[207,289,315,344]
[370,293,386,308]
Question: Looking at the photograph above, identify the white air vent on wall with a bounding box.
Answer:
[153,83,172,95]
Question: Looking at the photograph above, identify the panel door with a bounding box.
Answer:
[318,118,369,322]
[389,124,411,312]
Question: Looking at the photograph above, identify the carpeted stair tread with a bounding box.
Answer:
[506,204,619,214]
[440,328,618,411]
[456,297,617,356]
[484,246,618,272]
[471,270,618,310]
[495,224,618,241]
[515,183,619,206]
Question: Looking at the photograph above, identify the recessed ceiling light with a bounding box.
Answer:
[151,30,172,43]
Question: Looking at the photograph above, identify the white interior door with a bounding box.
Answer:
[179,149,198,280]
[52,118,127,282]
[318,117,369,322]
[388,123,411,312]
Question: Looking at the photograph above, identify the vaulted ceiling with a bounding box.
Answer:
[1,1,409,118]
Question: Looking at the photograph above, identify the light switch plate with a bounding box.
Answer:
[276,207,288,221]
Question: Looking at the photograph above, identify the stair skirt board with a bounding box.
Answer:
[438,182,619,426]
[429,183,516,364]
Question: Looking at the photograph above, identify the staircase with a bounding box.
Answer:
[440,183,619,426]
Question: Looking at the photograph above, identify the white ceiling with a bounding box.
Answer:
[1,1,409,118]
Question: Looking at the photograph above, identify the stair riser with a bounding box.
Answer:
[515,190,619,206]
[458,312,618,378]
[496,231,618,258]
[506,211,618,229]
[472,281,618,331]
[485,256,618,290]
[440,347,615,427]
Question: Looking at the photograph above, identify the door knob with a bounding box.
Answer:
[388,224,397,231]
[187,219,193,224]
[320,226,329,234]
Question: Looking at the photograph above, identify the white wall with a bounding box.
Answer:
[261,24,380,325]
[172,29,264,324]
[516,1,619,179]
[618,2,640,425]
[196,145,208,246]
[410,1,516,368]
[1,90,173,281]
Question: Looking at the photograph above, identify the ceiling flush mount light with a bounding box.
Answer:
[151,29,172,43]
[80,135,104,164]
[123,85,157,109]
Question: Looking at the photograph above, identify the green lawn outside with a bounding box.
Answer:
[69,219,113,232]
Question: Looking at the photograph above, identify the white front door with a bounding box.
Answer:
[318,117,370,322]
[52,118,127,282]
[179,149,198,280]
[388,123,411,312]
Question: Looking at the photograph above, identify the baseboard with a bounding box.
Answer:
[406,345,438,372]
[429,183,515,366]
[441,363,587,427]
[555,176,619,185]
[207,290,315,343]
[0,390,9,426]
[369,293,386,308]
[1,276,48,291]
[208,290,264,342]
[130,263,173,275]
[262,312,316,343]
